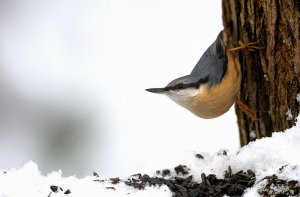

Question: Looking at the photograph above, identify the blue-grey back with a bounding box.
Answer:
[190,31,227,87]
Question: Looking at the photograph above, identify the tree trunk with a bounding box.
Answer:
[222,0,300,146]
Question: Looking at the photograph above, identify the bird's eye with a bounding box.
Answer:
[177,83,184,89]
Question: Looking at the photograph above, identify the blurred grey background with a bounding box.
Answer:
[0,0,239,177]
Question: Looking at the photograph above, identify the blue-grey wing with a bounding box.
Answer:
[190,31,227,87]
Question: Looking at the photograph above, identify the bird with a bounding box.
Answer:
[146,31,244,119]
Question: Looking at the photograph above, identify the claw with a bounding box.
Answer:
[229,40,263,52]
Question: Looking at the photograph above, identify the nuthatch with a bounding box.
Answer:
[146,31,242,119]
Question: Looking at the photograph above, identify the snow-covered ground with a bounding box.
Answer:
[1,118,299,197]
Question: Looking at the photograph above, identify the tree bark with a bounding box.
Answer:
[222,0,300,146]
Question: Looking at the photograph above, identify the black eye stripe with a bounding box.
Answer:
[169,83,195,90]
[166,76,209,91]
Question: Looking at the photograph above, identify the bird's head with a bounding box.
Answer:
[146,75,208,106]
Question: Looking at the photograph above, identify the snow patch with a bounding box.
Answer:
[286,108,293,120]
[296,93,300,103]
[249,130,257,140]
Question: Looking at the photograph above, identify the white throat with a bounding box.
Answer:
[166,88,200,106]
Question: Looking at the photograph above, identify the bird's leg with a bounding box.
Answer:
[230,40,261,120]
[235,99,256,120]
[229,40,263,52]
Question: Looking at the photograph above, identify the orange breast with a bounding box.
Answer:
[186,50,241,119]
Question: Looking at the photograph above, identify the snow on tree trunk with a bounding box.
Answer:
[222,0,300,145]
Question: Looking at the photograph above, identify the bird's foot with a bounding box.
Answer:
[235,99,256,120]
[229,40,263,52]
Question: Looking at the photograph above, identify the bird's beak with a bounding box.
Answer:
[145,88,166,94]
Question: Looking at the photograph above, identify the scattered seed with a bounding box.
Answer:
[195,154,204,159]
[50,185,63,193]
[201,173,206,185]
[174,165,189,175]
[110,177,121,184]
[64,189,71,194]
[259,175,300,196]
[141,174,150,182]
[279,164,288,171]
[93,172,99,177]
[106,187,116,190]
[162,169,171,176]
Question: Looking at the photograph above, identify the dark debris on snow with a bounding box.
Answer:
[124,165,256,197]
[46,155,300,197]
[258,174,300,196]
[48,185,71,197]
